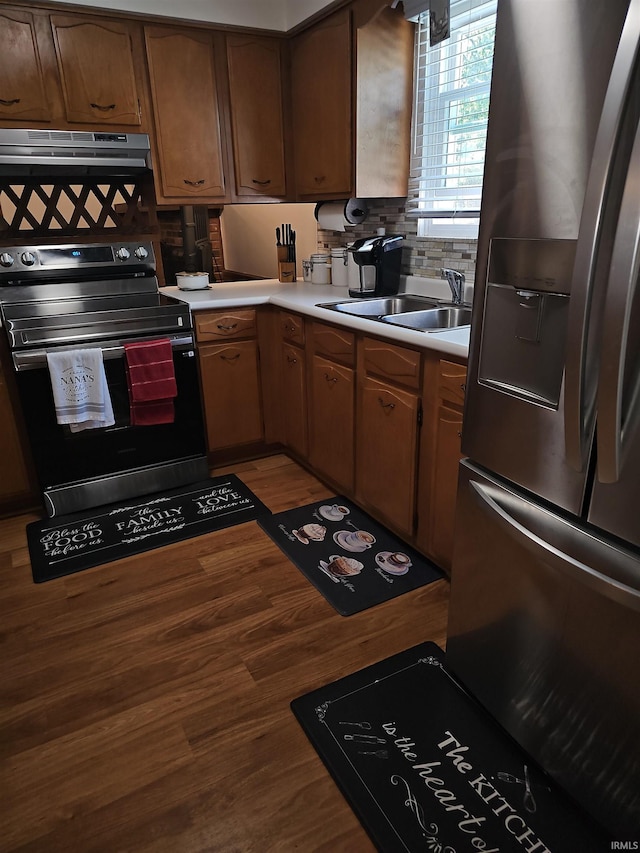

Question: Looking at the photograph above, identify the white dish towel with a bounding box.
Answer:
[46,348,115,432]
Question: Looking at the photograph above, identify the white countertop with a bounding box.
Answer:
[163,279,470,359]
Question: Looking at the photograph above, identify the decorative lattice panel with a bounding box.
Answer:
[0,176,158,240]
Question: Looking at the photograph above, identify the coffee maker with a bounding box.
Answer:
[347,234,403,298]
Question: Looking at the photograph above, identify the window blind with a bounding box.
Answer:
[408,0,497,224]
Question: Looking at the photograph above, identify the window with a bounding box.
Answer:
[408,0,497,239]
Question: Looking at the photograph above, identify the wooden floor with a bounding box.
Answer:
[0,455,450,852]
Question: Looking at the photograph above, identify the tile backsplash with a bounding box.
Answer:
[316,198,477,284]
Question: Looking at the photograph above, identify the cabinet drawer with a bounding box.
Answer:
[311,321,355,365]
[195,309,257,341]
[362,337,421,389]
[438,359,467,408]
[280,312,305,344]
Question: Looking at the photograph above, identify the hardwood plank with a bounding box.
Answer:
[0,455,449,852]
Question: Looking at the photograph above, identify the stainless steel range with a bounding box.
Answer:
[0,241,208,516]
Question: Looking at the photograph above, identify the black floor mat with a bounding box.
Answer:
[291,642,609,852]
[258,496,442,615]
[27,474,271,583]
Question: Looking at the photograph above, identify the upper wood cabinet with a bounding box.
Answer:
[51,15,142,125]
[291,9,352,200]
[226,34,287,199]
[144,26,229,204]
[0,8,150,129]
[290,2,414,201]
[0,9,50,122]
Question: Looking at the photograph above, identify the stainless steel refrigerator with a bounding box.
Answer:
[446,0,640,837]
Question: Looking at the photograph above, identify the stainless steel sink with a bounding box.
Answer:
[381,306,473,331]
[317,294,440,317]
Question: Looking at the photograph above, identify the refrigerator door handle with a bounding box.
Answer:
[597,119,640,483]
[564,0,640,472]
[469,478,640,612]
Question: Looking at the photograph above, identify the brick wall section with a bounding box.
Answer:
[157,208,225,272]
[317,198,477,282]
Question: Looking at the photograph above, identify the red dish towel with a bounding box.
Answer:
[124,338,177,426]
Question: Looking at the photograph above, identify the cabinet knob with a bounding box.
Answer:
[220,353,240,362]
[184,178,206,186]
[378,397,395,410]
[324,373,337,383]
[0,97,20,106]
[314,175,326,183]
[252,178,271,186]
[460,383,466,391]
[216,323,237,331]
[90,102,116,111]
[287,355,297,364]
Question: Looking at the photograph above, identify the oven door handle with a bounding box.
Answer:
[12,334,196,371]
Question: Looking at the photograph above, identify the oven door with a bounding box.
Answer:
[14,334,207,514]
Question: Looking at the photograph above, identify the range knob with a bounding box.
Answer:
[115,247,131,261]
[134,246,149,260]
[21,251,36,266]
[0,252,14,268]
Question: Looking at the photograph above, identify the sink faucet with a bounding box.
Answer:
[441,268,465,304]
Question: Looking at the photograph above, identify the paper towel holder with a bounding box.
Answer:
[314,198,369,231]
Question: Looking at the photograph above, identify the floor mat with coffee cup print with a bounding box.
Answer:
[257,497,442,615]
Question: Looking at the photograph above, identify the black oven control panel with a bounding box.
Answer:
[0,241,155,279]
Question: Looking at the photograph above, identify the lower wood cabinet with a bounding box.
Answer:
[356,375,419,538]
[190,305,466,574]
[195,308,263,453]
[198,339,263,451]
[309,354,355,493]
[416,356,467,572]
[281,341,307,457]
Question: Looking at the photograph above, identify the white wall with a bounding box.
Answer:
[221,203,317,279]
[42,0,335,30]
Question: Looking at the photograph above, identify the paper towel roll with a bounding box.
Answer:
[315,199,368,232]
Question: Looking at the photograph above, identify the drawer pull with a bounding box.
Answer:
[287,355,297,365]
[220,353,240,362]
[252,178,271,185]
[378,397,395,410]
[324,373,337,383]
[216,323,238,331]
[314,175,326,183]
[284,324,296,333]
[0,97,21,106]
[90,102,116,111]
[184,178,205,186]
[460,383,466,391]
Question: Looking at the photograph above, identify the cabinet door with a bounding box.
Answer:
[309,355,354,492]
[51,15,141,125]
[356,376,419,537]
[226,35,286,198]
[291,9,352,199]
[281,343,307,457]
[145,27,227,202]
[429,406,463,569]
[0,10,50,122]
[199,340,263,450]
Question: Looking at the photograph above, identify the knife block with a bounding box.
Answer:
[277,246,296,282]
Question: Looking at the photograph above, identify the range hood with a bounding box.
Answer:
[0,129,152,176]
